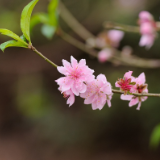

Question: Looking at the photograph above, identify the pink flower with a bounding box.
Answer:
[56,56,95,96]
[115,71,136,93]
[120,72,148,110]
[80,74,113,110]
[98,48,113,63]
[107,30,124,47]
[138,11,157,49]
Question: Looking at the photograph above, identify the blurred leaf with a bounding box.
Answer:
[48,0,59,26]
[0,40,28,52]
[21,0,39,43]
[150,124,160,149]
[30,13,49,30]
[0,29,27,45]
[48,0,59,14]
[41,24,56,39]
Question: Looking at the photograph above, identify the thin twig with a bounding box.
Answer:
[29,45,160,98]
[103,21,140,33]
[112,89,160,97]
[31,46,58,68]
[59,0,95,40]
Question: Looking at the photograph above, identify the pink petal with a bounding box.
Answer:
[137,72,146,85]
[79,59,86,67]
[67,94,75,107]
[71,84,79,96]
[121,94,133,101]
[71,56,78,68]
[129,98,139,107]
[139,34,154,49]
[107,99,111,107]
[139,11,153,22]
[115,82,120,87]
[97,74,107,84]
[136,102,141,110]
[78,83,87,93]
[124,71,133,79]
[57,67,66,75]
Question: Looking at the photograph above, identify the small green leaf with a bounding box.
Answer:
[150,124,160,149]
[21,0,39,43]
[129,82,136,85]
[0,40,28,52]
[30,13,49,30]
[41,24,56,39]
[0,29,27,45]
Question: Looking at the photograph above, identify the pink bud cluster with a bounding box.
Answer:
[55,56,113,110]
[138,11,157,49]
[115,71,148,110]
[97,30,124,63]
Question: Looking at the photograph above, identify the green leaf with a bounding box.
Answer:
[30,13,49,30]
[21,0,39,43]
[0,29,27,45]
[150,124,160,149]
[0,40,28,52]
[48,0,59,26]
[48,0,59,14]
[41,24,56,39]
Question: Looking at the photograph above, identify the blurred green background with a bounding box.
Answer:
[0,0,160,159]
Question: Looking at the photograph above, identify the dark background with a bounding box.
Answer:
[0,0,160,159]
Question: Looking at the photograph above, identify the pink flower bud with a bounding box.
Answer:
[107,30,124,47]
[139,11,154,23]
[98,48,113,63]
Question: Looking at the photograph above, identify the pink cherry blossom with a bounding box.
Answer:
[120,72,148,110]
[56,56,95,96]
[115,71,136,93]
[107,30,124,47]
[80,74,113,110]
[138,11,157,49]
[98,48,113,63]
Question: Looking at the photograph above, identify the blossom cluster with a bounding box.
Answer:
[138,11,157,49]
[97,30,124,63]
[115,71,148,110]
[55,57,148,110]
[55,56,113,110]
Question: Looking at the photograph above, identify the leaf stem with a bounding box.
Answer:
[31,46,58,68]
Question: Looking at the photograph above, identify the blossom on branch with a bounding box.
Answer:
[56,56,95,96]
[80,74,113,110]
[138,11,157,49]
[119,72,148,110]
[56,56,95,106]
[115,71,136,93]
